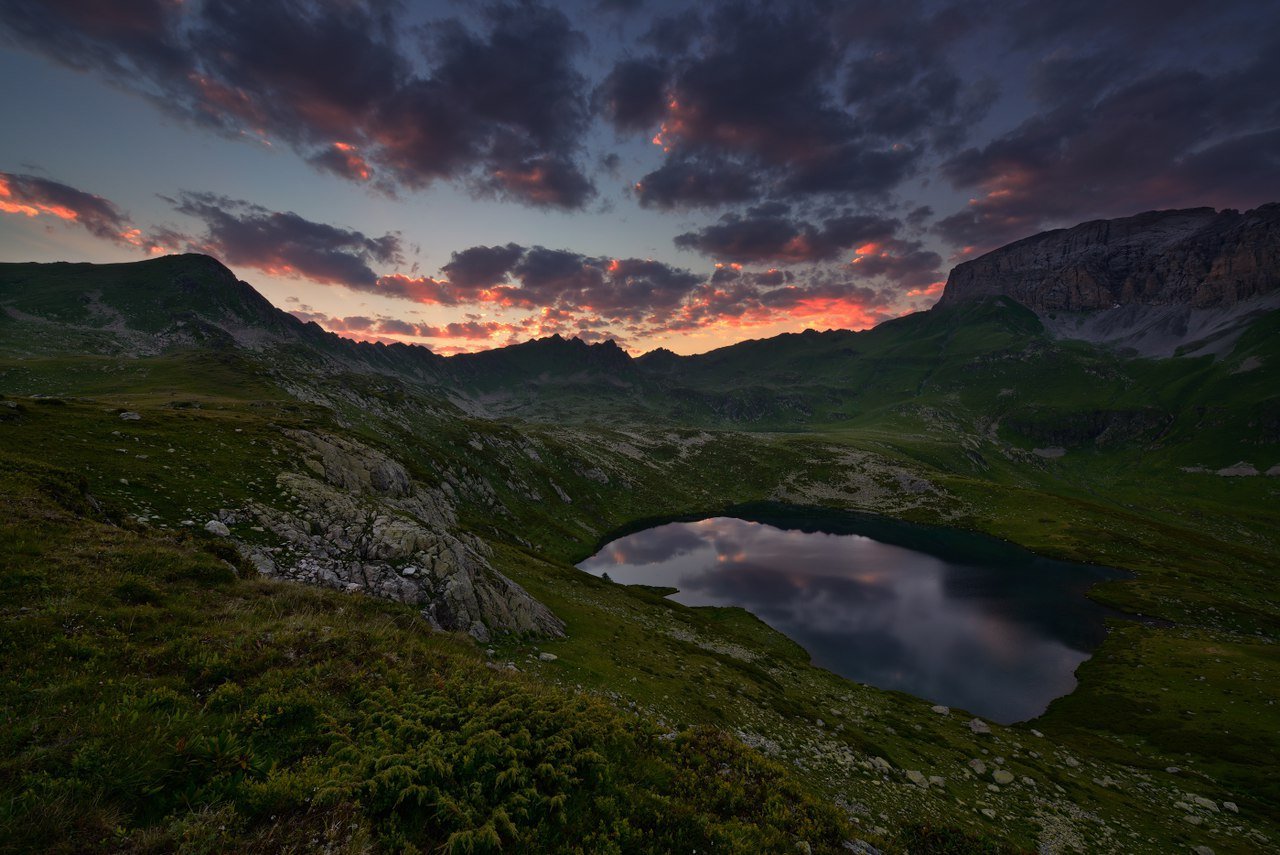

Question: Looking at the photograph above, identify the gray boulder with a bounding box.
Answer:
[204,520,231,537]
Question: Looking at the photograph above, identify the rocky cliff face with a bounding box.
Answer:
[935,204,1280,356]
[241,429,565,640]
[938,205,1280,312]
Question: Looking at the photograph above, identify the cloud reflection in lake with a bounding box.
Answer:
[579,516,1122,722]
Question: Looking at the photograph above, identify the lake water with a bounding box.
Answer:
[577,510,1125,723]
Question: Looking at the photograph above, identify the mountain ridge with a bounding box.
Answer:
[936,203,1280,356]
[8,201,1278,369]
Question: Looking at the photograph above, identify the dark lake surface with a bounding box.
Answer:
[577,509,1126,723]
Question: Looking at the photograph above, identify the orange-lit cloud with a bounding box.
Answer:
[906,281,945,298]
[322,142,372,181]
[0,172,132,241]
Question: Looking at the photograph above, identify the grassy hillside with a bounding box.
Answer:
[2,256,1278,853]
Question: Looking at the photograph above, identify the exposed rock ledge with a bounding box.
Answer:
[243,430,564,640]
[936,204,1280,356]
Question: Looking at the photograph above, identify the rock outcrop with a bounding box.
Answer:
[939,205,1280,311]
[936,204,1280,356]
[244,430,564,640]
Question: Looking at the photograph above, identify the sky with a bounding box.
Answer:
[1,1,1278,355]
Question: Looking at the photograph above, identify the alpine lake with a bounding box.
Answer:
[578,507,1127,723]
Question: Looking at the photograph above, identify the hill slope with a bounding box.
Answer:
[2,215,1279,853]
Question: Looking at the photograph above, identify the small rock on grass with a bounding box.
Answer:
[204,520,231,537]
[969,718,991,735]
[538,652,558,662]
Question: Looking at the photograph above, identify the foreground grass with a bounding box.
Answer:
[0,462,860,854]
[1,344,1275,853]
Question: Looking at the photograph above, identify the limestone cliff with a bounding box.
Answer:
[936,204,1280,355]
[939,205,1280,311]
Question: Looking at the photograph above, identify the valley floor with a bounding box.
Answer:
[1,333,1278,853]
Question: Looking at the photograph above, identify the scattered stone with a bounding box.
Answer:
[1193,847,1214,855]
[119,411,141,421]
[1064,756,1080,768]
[1223,801,1238,813]
[1020,776,1036,787]
[905,770,927,788]
[842,839,883,854]
[1184,815,1202,826]
[1215,461,1258,477]
[980,808,997,820]
[1166,766,1182,774]
[969,718,991,735]
[928,775,945,788]
[870,756,892,773]
[1192,796,1218,812]
[931,704,950,715]
[538,652,558,662]
[204,520,231,537]
[968,759,987,775]
[992,770,1014,785]
[1030,729,1044,737]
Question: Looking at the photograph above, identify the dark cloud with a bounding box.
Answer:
[924,2,1280,252]
[597,0,646,13]
[441,243,525,290]
[376,244,703,323]
[170,193,401,289]
[674,207,900,263]
[846,240,942,289]
[0,0,596,209]
[659,267,896,335]
[0,0,188,81]
[905,205,933,229]
[937,39,1280,251]
[1004,0,1254,47]
[611,0,992,210]
[597,57,669,132]
[0,170,132,242]
[374,317,416,336]
[632,151,760,209]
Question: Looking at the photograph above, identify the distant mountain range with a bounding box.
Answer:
[3,204,1278,429]
[8,204,1280,376]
